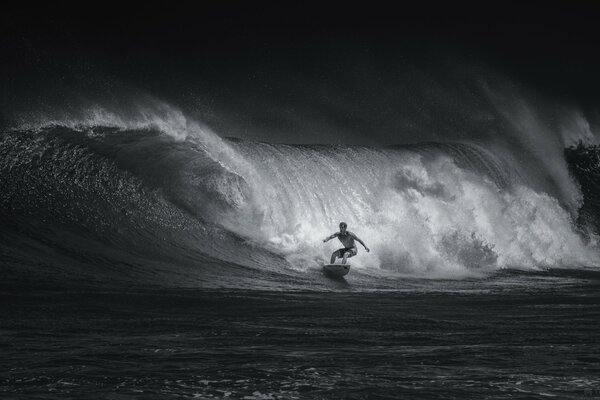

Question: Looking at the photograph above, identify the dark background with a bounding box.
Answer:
[2,2,600,143]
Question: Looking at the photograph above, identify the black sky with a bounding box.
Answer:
[2,3,600,143]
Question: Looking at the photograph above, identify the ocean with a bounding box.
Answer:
[2,278,600,399]
[1,110,600,399]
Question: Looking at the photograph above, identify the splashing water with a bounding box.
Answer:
[2,100,599,288]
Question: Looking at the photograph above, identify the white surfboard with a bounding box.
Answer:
[323,263,351,277]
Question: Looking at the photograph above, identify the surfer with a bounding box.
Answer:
[323,222,370,264]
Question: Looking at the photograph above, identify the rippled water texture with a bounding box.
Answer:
[2,271,600,399]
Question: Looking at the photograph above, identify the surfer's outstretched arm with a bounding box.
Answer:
[350,232,370,252]
[323,233,338,243]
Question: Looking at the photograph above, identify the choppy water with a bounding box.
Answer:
[2,271,600,399]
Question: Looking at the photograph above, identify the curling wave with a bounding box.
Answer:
[1,108,598,289]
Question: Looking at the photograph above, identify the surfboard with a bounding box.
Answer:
[323,263,351,277]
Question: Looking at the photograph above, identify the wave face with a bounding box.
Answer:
[1,111,599,289]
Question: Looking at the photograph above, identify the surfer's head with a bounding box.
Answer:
[339,222,347,233]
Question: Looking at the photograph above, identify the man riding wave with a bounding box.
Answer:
[323,222,370,264]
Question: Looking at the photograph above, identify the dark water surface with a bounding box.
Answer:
[2,278,600,399]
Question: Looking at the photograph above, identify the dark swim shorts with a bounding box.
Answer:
[335,247,357,258]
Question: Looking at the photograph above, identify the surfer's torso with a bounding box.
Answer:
[336,231,357,250]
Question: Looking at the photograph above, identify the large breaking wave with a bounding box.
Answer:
[1,103,599,289]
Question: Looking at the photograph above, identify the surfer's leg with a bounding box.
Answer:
[330,251,338,264]
[331,249,344,264]
[342,248,357,264]
[341,252,349,264]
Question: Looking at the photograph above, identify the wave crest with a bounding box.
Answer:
[1,111,598,286]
